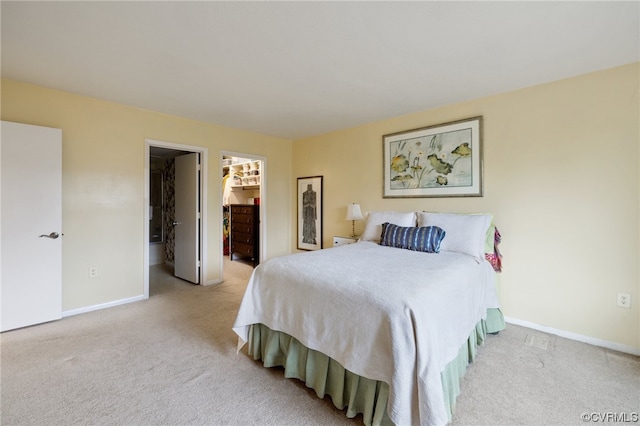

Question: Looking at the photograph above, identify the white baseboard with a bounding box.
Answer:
[62,295,145,318]
[61,276,223,317]
[504,316,640,356]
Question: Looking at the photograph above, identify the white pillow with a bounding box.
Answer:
[359,211,417,243]
[416,212,492,260]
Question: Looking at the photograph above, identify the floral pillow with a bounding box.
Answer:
[379,222,446,253]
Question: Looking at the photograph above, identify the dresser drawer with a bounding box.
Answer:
[231,213,253,225]
[231,206,255,215]
[333,236,357,247]
[231,241,254,256]
[231,222,253,234]
[232,232,254,245]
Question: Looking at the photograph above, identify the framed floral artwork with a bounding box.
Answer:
[383,116,483,198]
[297,175,323,250]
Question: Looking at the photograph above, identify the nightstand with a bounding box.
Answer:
[333,236,357,247]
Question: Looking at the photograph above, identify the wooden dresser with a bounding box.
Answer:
[230,204,259,266]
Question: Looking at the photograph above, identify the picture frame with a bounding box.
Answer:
[383,116,483,198]
[297,175,323,250]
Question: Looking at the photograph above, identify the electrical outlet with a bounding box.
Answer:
[617,292,631,308]
[89,267,98,278]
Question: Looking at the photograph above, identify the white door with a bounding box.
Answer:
[174,153,200,284]
[1,121,62,332]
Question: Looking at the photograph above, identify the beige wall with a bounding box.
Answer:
[292,63,640,352]
[1,78,293,311]
[3,63,638,352]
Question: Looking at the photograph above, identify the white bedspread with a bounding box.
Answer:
[233,241,499,426]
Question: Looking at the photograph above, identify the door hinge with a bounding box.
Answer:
[197,260,201,267]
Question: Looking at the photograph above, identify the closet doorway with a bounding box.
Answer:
[144,139,208,298]
[221,151,266,279]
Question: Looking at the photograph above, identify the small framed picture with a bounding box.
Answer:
[297,176,323,250]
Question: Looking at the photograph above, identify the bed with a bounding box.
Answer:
[233,211,504,426]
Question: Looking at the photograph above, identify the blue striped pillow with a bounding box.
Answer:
[379,222,446,253]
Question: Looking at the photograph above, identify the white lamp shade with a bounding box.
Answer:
[345,203,363,221]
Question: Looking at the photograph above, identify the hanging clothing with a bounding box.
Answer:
[222,173,232,206]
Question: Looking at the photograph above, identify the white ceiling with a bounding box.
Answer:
[2,1,638,140]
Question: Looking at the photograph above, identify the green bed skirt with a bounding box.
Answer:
[247,308,505,425]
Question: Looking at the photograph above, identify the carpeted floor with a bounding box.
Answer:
[1,257,638,426]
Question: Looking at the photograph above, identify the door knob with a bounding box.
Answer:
[172,221,180,226]
[39,232,60,239]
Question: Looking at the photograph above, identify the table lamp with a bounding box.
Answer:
[345,203,363,238]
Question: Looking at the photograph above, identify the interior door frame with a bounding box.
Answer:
[220,150,266,277]
[144,139,208,298]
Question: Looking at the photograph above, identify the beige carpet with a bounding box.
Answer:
[1,258,638,425]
